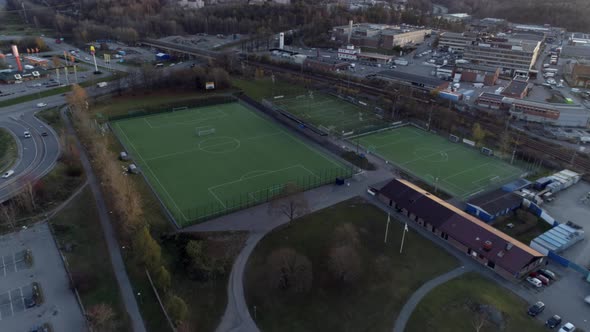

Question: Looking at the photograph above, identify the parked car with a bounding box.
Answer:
[536,274,550,285]
[559,322,576,332]
[528,301,545,316]
[539,269,556,280]
[36,102,47,108]
[546,315,562,328]
[527,277,543,288]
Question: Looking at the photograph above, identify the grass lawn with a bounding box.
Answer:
[112,102,349,226]
[233,78,387,134]
[50,188,130,331]
[0,11,53,36]
[358,126,525,199]
[493,211,553,245]
[406,273,544,332]
[244,197,458,332]
[0,128,18,173]
[161,232,248,331]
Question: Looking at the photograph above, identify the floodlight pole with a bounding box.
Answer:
[400,222,408,254]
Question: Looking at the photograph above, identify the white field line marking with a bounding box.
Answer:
[145,111,227,129]
[12,253,17,273]
[7,289,13,317]
[400,146,461,166]
[145,138,240,161]
[443,162,494,182]
[208,164,306,208]
[116,123,189,222]
[1,256,5,277]
[243,131,283,141]
[244,110,345,169]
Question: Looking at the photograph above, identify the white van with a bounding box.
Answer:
[2,170,14,179]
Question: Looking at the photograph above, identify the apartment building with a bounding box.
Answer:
[463,37,541,76]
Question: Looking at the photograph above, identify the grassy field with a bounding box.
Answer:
[406,273,544,332]
[245,197,458,332]
[233,78,387,134]
[493,210,553,245]
[358,126,525,199]
[112,102,349,226]
[0,11,53,36]
[50,188,130,331]
[0,128,18,173]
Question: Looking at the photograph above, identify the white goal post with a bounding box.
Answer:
[196,128,216,136]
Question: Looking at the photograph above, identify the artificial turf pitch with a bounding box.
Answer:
[112,103,349,226]
[358,126,525,198]
[272,92,385,135]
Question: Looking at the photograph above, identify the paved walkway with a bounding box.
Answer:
[393,266,470,332]
[62,109,147,332]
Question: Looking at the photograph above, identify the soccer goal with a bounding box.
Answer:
[196,128,216,136]
[449,134,460,143]
[172,106,188,112]
[481,147,494,156]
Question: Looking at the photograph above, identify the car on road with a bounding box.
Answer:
[41,132,48,137]
[32,83,42,87]
[546,315,562,328]
[24,131,31,138]
[558,322,576,332]
[36,102,47,108]
[2,170,15,179]
[84,56,90,61]
[585,295,590,305]
[527,301,545,316]
[526,277,543,288]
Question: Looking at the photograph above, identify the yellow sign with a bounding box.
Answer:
[90,45,96,55]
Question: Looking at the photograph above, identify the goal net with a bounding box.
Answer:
[196,128,216,136]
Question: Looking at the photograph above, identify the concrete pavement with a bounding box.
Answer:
[62,109,147,332]
[393,266,470,332]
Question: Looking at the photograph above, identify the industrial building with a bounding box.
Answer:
[476,92,508,110]
[374,178,546,281]
[560,45,590,61]
[438,32,477,52]
[303,57,350,72]
[564,62,590,88]
[509,99,590,127]
[455,63,500,86]
[373,70,449,91]
[439,13,472,23]
[570,33,590,46]
[337,45,393,64]
[331,23,431,50]
[501,78,530,99]
[463,37,541,76]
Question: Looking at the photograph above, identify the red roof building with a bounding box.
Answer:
[374,179,545,281]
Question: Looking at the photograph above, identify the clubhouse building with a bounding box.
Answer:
[373,179,545,281]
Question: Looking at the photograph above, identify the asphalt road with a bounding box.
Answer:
[0,109,59,202]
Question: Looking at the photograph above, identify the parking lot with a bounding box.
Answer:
[0,223,86,331]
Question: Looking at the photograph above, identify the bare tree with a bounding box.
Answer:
[0,201,17,229]
[328,245,362,284]
[472,311,489,332]
[268,182,310,223]
[66,84,89,113]
[87,303,115,332]
[267,248,312,293]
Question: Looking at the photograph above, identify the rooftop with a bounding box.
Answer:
[467,188,523,216]
[375,70,446,88]
[502,79,529,97]
[378,179,544,275]
[477,92,506,101]
[561,45,590,59]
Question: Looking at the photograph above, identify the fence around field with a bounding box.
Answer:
[106,95,237,122]
[175,166,354,226]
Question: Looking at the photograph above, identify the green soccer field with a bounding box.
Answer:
[233,78,386,135]
[112,103,350,226]
[358,126,525,199]
[272,93,386,135]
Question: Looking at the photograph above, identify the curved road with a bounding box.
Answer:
[0,110,60,202]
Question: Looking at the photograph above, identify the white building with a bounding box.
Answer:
[338,45,361,61]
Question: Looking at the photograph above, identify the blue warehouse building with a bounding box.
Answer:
[466,188,523,223]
